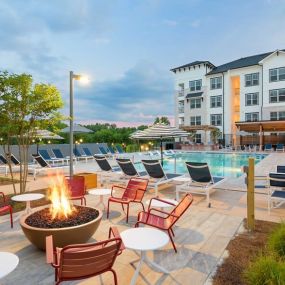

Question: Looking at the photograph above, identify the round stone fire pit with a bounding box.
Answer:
[20,205,102,250]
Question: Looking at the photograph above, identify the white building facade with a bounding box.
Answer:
[171,50,285,145]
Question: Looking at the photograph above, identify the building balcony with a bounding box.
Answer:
[175,86,206,99]
[178,107,184,114]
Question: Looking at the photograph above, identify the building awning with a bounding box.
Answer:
[182,125,218,132]
[185,92,203,99]
[235,120,285,132]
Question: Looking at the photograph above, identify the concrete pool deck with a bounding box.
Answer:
[0,153,285,284]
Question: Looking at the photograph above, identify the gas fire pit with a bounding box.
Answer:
[20,173,102,250]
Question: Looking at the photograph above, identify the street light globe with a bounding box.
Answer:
[78,76,90,85]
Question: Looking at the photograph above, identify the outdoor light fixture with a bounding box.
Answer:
[69,71,89,176]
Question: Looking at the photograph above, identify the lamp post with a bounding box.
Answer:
[69,71,87,177]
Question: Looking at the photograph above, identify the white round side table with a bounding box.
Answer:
[88,188,111,210]
[121,228,169,285]
[0,252,19,279]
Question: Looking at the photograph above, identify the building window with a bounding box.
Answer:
[269,89,285,103]
[210,95,222,108]
[245,112,259,122]
[245,73,259,87]
[190,116,201,126]
[270,111,285,121]
[210,77,222,89]
[210,114,222,126]
[190,98,201,109]
[193,134,202,143]
[269,67,285,82]
[189,80,202,91]
[245,93,259,106]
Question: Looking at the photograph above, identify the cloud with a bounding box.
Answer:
[71,61,174,124]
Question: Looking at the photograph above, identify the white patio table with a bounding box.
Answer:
[88,188,111,210]
[12,193,44,220]
[121,228,169,285]
[0,252,19,279]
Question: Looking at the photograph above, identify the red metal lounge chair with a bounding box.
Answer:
[46,227,123,285]
[0,192,13,228]
[107,177,149,223]
[65,176,87,206]
[135,194,193,252]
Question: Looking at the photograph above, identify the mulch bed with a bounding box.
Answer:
[25,205,99,228]
[212,219,279,285]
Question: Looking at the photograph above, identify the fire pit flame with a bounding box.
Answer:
[48,173,77,219]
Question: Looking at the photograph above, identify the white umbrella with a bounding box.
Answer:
[130,124,188,166]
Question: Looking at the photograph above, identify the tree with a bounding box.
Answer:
[210,128,222,144]
[154,116,170,125]
[0,71,63,194]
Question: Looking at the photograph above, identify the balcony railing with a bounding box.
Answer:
[178,107,184,114]
[175,86,206,98]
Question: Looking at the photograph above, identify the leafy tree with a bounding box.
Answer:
[210,128,222,144]
[154,116,170,125]
[0,71,63,193]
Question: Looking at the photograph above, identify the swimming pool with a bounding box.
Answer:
[136,152,267,178]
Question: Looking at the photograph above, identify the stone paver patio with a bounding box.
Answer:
[1,153,285,284]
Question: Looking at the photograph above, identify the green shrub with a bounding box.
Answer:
[268,223,285,258]
[244,255,285,285]
[126,144,139,153]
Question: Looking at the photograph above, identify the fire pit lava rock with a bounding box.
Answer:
[20,205,102,250]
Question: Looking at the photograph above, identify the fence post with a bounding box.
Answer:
[247,157,255,231]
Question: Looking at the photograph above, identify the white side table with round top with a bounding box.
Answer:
[0,252,19,279]
[88,188,111,210]
[12,193,44,220]
[121,227,169,285]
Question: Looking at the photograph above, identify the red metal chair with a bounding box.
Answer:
[107,177,149,223]
[135,194,193,252]
[0,192,13,228]
[46,227,124,285]
[65,176,86,206]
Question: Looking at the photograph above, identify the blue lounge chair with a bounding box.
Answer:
[264,144,273,151]
[116,145,125,154]
[276,144,284,152]
[52,148,76,164]
[107,146,116,154]
[82,147,93,156]
[38,149,64,164]
[177,162,225,208]
[74,148,93,162]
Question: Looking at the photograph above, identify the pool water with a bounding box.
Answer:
[136,152,267,178]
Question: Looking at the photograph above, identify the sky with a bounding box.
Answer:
[1,0,285,127]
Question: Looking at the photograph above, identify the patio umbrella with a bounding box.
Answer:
[130,124,189,166]
[60,124,93,134]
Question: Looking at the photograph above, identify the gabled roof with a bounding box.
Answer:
[170,61,215,72]
[207,49,285,75]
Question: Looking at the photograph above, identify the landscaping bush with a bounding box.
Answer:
[268,223,285,259]
[244,255,285,285]
[126,144,139,153]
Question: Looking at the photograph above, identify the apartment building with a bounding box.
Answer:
[171,50,285,145]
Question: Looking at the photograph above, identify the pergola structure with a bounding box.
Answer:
[182,125,219,144]
[235,120,285,146]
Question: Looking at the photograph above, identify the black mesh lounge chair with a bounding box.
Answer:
[268,172,285,212]
[141,160,183,196]
[176,162,225,208]
[0,154,9,175]
[116,158,147,177]
[73,148,93,162]
[38,149,64,164]
[31,154,70,180]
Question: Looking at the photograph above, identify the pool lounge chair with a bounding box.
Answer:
[264,144,273,151]
[276,144,284,152]
[52,148,77,164]
[0,153,21,175]
[176,162,225,208]
[116,158,147,178]
[107,146,116,154]
[115,145,125,154]
[38,149,64,164]
[268,172,285,213]
[94,155,122,184]
[0,154,9,175]
[82,147,93,156]
[31,154,70,180]
[74,148,93,162]
[141,159,183,196]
